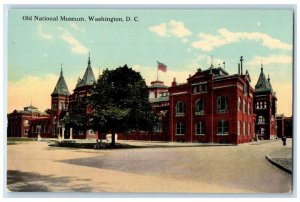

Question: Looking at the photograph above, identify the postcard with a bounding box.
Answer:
[6,7,293,194]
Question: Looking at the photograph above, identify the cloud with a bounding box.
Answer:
[37,25,53,40]
[69,22,85,33]
[7,74,77,113]
[149,20,192,38]
[191,28,292,51]
[57,27,89,55]
[248,55,292,66]
[257,22,261,26]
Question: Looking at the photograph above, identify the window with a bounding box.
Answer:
[248,103,251,114]
[176,123,185,135]
[248,123,250,136]
[217,120,228,135]
[243,84,248,95]
[256,101,260,109]
[238,97,242,111]
[217,96,228,113]
[193,83,207,94]
[89,129,95,135]
[243,122,245,136]
[258,116,265,124]
[153,120,163,132]
[176,101,185,116]
[52,103,57,110]
[237,121,240,136]
[195,122,205,135]
[24,120,29,126]
[264,101,267,109]
[195,99,205,115]
[260,102,263,109]
[243,99,246,113]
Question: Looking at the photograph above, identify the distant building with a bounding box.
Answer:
[276,115,293,138]
[7,105,50,138]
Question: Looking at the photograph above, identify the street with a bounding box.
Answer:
[7,139,292,193]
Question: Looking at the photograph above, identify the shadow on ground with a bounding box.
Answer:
[7,170,93,192]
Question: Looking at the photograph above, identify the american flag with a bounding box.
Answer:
[157,61,167,72]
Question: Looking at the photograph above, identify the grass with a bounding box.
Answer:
[7,137,37,145]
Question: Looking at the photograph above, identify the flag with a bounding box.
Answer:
[157,61,167,72]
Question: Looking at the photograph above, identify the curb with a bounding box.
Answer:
[265,153,292,174]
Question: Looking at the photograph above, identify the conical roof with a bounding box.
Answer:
[254,66,274,95]
[51,68,70,96]
[77,54,96,87]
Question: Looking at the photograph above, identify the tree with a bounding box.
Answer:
[89,65,157,146]
[61,97,90,131]
[44,108,51,115]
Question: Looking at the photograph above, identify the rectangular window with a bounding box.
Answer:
[248,123,250,136]
[195,122,205,135]
[176,123,185,135]
[217,121,228,135]
[153,120,163,132]
[243,122,246,136]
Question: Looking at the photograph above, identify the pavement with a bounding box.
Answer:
[265,138,292,174]
[46,138,293,175]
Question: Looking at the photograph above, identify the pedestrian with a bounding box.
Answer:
[282,136,286,146]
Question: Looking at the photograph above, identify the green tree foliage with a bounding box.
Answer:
[61,98,89,130]
[89,65,157,146]
[44,108,51,115]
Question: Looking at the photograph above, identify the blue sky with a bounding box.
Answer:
[7,9,293,116]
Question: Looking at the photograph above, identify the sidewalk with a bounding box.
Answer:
[266,147,292,174]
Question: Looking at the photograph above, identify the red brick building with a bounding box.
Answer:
[7,54,282,144]
[7,105,50,138]
[253,65,277,140]
[168,58,255,144]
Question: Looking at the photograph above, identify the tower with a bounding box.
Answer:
[254,65,277,140]
[51,66,70,136]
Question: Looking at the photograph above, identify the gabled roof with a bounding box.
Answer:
[76,55,96,87]
[51,68,70,96]
[255,67,274,95]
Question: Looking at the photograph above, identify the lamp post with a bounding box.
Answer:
[57,122,61,140]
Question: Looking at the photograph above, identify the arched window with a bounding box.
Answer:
[195,99,204,115]
[176,101,185,116]
[238,97,242,111]
[176,122,185,135]
[195,121,205,135]
[217,96,228,113]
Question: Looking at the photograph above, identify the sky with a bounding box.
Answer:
[7,9,293,116]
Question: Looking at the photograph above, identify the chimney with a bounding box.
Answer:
[172,78,177,87]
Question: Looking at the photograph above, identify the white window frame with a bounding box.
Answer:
[217,120,228,135]
[176,122,185,135]
[195,99,205,115]
[175,101,185,117]
[195,121,205,135]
